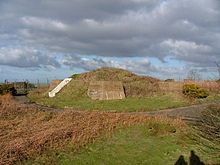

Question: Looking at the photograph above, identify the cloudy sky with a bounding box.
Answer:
[0,0,220,82]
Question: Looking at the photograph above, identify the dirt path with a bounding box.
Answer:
[14,95,220,123]
[14,95,33,104]
[14,95,63,112]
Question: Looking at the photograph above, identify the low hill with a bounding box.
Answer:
[70,67,159,83]
[58,67,161,98]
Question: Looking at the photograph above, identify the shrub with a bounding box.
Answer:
[182,84,209,98]
[164,79,175,82]
[0,84,17,95]
[147,120,176,136]
[70,74,80,79]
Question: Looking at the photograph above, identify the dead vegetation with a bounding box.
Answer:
[198,105,220,156]
[0,94,185,165]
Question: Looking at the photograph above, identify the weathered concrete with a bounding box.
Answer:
[49,78,72,97]
[87,81,125,100]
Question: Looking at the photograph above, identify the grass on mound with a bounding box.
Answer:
[70,67,159,82]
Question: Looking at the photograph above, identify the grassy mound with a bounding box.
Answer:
[66,67,161,98]
[29,67,220,112]
[70,67,159,82]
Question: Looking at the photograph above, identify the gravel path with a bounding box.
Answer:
[141,102,220,124]
[14,95,33,104]
[14,95,220,124]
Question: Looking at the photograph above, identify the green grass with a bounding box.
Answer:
[29,91,220,112]
[59,126,186,165]
[22,122,219,165]
[196,93,220,103]
[29,93,189,112]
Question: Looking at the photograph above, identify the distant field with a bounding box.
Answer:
[34,83,50,89]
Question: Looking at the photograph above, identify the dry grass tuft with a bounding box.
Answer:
[0,94,184,165]
[0,94,36,119]
[71,67,160,83]
[152,115,186,128]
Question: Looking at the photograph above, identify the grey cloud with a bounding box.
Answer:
[21,16,68,32]
[1,0,159,23]
[0,47,60,69]
[62,56,123,71]
[161,39,220,67]
[61,55,185,77]
[0,0,219,72]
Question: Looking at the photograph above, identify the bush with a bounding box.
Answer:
[0,84,17,95]
[70,74,80,79]
[164,79,175,82]
[182,84,209,98]
[147,120,176,136]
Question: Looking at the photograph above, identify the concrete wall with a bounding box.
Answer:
[87,81,125,100]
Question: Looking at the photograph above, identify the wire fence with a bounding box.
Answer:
[0,78,52,88]
[0,79,52,95]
